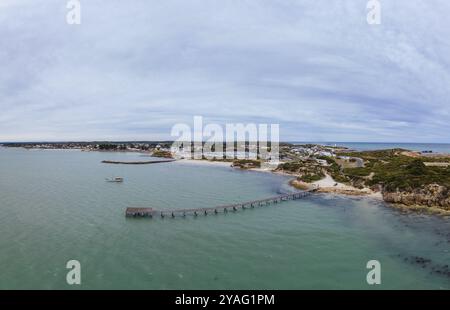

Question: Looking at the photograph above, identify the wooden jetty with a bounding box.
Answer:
[126,190,315,219]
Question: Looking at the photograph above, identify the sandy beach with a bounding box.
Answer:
[175,159,234,167]
[311,174,382,199]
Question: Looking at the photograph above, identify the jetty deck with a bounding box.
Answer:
[126,190,315,219]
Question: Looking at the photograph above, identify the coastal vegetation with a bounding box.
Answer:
[232,159,261,169]
[152,150,173,158]
[278,147,450,192]
[337,149,450,192]
[276,147,450,213]
[276,160,325,182]
[288,179,310,190]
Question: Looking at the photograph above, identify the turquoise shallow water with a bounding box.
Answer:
[0,147,449,289]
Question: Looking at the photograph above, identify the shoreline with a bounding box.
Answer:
[191,160,449,216]
[175,158,234,167]
[186,161,449,218]
[289,174,383,199]
[181,159,384,199]
[2,148,448,216]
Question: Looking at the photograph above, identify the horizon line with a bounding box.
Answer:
[2,141,450,145]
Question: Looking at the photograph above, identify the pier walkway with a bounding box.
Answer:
[126,190,316,219]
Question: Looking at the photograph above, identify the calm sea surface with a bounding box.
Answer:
[0,147,449,289]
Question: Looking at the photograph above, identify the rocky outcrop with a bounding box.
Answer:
[382,184,450,210]
[232,159,261,169]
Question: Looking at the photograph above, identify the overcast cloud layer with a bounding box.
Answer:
[1,0,450,142]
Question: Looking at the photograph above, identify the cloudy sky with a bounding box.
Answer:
[1,0,450,142]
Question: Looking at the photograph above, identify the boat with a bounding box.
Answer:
[105,177,124,183]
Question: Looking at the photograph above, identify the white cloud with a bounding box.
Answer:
[0,0,450,142]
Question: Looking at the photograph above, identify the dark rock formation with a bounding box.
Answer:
[382,184,450,210]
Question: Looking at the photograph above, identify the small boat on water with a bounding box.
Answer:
[105,177,124,183]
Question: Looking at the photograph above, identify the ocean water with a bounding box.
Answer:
[0,147,449,289]
[293,142,450,154]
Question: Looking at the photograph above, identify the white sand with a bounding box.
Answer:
[312,174,356,190]
[312,173,383,199]
[175,159,233,167]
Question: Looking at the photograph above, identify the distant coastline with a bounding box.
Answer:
[3,141,450,154]
[289,142,450,154]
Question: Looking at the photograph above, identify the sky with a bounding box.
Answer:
[1,0,450,142]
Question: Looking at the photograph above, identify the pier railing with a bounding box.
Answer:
[126,190,316,219]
